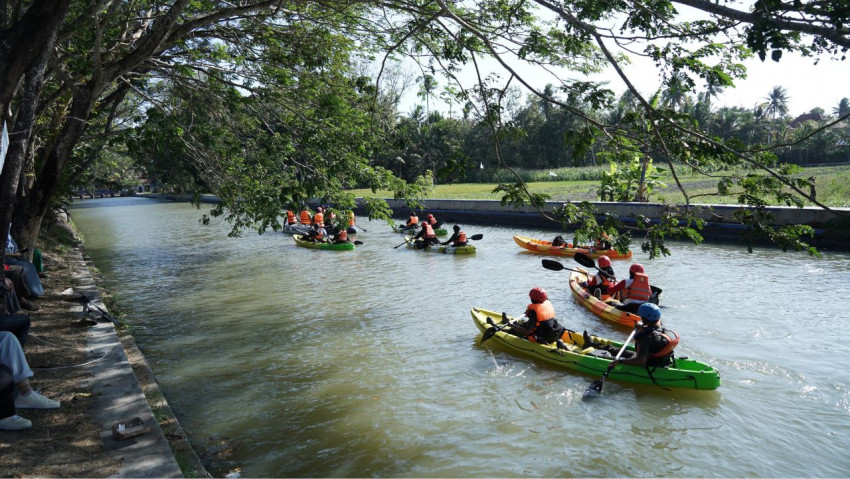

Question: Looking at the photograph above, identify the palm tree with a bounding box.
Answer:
[833,97,850,118]
[661,72,689,111]
[417,74,438,117]
[764,86,790,121]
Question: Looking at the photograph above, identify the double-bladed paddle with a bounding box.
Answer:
[582,325,640,400]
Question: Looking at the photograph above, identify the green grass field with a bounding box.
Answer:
[349,164,850,207]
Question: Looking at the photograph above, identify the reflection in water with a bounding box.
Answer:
[71,197,850,477]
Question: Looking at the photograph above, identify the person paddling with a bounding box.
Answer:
[441,225,468,247]
[609,303,679,368]
[579,255,616,297]
[405,211,419,228]
[502,287,568,349]
[413,221,439,249]
[332,229,351,244]
[606,263,652,314]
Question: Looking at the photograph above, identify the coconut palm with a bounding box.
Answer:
[417,74,438,117]
[833,98,850,118]
[764,85,790,120]
[661,72,690,111]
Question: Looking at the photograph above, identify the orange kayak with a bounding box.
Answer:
[568,268,641,328]
[512,235,632,259]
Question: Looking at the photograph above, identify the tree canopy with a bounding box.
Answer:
[1,0,848,259]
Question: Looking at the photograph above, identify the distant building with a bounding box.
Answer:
[789,112,824,128]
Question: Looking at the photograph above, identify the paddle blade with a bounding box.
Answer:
[573,252,595,268]
[480,327,498,344]
[582,380,605,400]
[541,259,565,271]
[469,233,484,240]
[353,241,364,245]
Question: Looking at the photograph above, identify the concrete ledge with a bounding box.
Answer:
[66,247,193,478]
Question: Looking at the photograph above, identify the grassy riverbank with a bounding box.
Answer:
[349,164,850,207]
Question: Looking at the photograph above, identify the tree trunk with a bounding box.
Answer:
[0,0,70,113]
[13,84,98,253]
[0,31,55,263]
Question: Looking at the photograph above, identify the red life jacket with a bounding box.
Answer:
[624,273,651,302]
[286,211,296,224]
[337,230,348,242]
[456,232,467,244]
[407,215,419,227]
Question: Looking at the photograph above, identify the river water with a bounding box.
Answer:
[70,197,850,477]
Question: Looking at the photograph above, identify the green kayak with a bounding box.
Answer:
[404,236,476,254]
[392,224,447,236]
[472,308,720,391]
[293,234,355,251]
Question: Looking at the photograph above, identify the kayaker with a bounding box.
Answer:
[313,207,325,227]
[285,210,297,226]
[441,225,468,247]
[305,222,327,242]
[413,220,439,249]
[551,235,567,247]
[425,213,442,229]
[606,263,652,314]
[299,207,312,225]
[331,230,351,244]
[579,255,616,297]
[405,212,419,228]
[347,211,357,234]
[593,233,612,251]
[610,303,679,368]
[503,287,568,349]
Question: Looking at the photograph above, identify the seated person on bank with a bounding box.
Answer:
[4,265,40,311]
[0,331,61,431]
[4,232,44,298]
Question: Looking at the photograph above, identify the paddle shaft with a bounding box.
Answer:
[599,326,639,382]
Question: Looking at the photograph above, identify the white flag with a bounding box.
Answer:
[0,121,8,173]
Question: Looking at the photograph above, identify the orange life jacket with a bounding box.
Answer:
[286,211,296,224]
[299,210,312,225]
[348,213,356,226]
[455,231,467,244]
[624,273,652,303]
[428,217,437,225]
[422,224,435,238]
[407,215,419,227]
[313,212,324,227]
[526,300,556,327]
[337,230,348,242]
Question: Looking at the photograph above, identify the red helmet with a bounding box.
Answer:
[598,255,611,268]
[421,221,428,226]
[529,287,548,303]
[427,214,434,219]
[630,263,645,274]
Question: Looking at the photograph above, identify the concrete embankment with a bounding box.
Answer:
[149,194,849,250]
